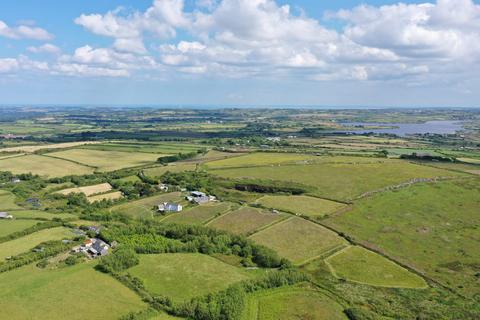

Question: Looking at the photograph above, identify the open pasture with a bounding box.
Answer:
[162,202,233,225]
[143,163,197,178]
[0,219,39,237]
[211,159,462,201]
[0,141,100,153]
[325,246,427,288]
[324,179,480,297]
[250,217,347,265]
[79,141,202,154]
[256,195,345,218]
[9,210,77,221]
[207,206,285,235]
[57,183,112,196]
[204,152,317,169]
[128,253,251,302]
[0,190,20,210]
[87,191,123,203]
[242,285,347,320]
[0,227,74,260]
[47,149,162,172]
[110,192,183,219]
[0,154,94,177]
[0,262,146,320]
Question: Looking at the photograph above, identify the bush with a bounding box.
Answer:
[97,247,139,273]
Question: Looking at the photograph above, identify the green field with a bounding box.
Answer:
[256,195,346,218]
[128,253,251,302]
[80,141,203,154]
[0,154,94,177]
[0,262,146,320]
[250,217,347,265]
[8,210,77,221]
[47,149,162,172]
[0,220,39,237]
[0,227,74,260]
[0,190,21,210]
[162,202,233,225]
[143,164,197,178]
[242,285,347,320]
[325,246,427,288]
[324,179,480,297]
[210,159,462,201]
[208,207,285,235]
[110,192,183,219]
[204,152,317,169]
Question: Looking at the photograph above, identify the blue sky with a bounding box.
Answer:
[0,0,479,107]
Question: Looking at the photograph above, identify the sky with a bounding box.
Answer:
[0,0,479,107]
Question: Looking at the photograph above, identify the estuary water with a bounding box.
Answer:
[334,120,464,137]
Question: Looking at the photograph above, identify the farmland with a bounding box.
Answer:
[325,246,428,288]
[204,152,317,169]
[0,219,39,237]
[0,227,74,260]
[162,202,233,225]
[242,285,347,320]
[87,191,123,203]
[8,210,76,221]
[207,206,286,235]
[57,183,113,196]
[47,149,162,172]
[0,141,101,153]
[128,253,252,302]
[210,159,462,201]
[0,262,146,320]
[324,179,480,297]
[250,217,347,264]
[256,195,346,218]
[79,141,204,154]
[0,154,93,177]
[0,190,20,210]
[110,192,183,219]
[143,163,198,178]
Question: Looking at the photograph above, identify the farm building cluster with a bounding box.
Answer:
[186,191,216,204]
[73,238,111,258]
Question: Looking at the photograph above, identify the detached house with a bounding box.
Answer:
[157,202,183,213]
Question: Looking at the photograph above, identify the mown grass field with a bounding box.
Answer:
[250,217,347,265]
[0,141,100,153]
[0,220,39,237]
[57,183,112,196]
[80,141,203,154]
[241,285,347,320]
[207,206,285,235]
[110,192,183,219]
[256,195,346,218]
[0,227,74,260]
[0,154,94,177]
[325,246,427,288]
[0,262,146,320]
[162,202,233,225]
[204,152,317,169]
[143,164,197,178]
[128,253,251,302]
[0,190,21,210]
[8,210,76,221]
[47,149,162,172]
[210,159,462,201]
[87,191,123,203]
[324,179,480,297]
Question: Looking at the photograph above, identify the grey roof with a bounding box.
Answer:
[193,196,210,204]
[0,212,10,218]
[191,191,206,197]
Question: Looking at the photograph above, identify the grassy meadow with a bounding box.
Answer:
[0,190,21,210]
[0,219,39,237]
[57,183,112,196]
[325,179,480,297]
[8,210,77,221]
[143,164,198,178]
[204,152,317,169]
[207,206,286,235]
[325,246,428,288]
[162,202,233,225]
[211,159,462,201]
[47,149,162,172]
[0,262,146,320]
[250,217,347,265]
[110,192,183,219]
[256,195,346,218]
[0,154,94,177]
[242,285,348,320]
[128,253,251,302]
[0,227,74,260]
